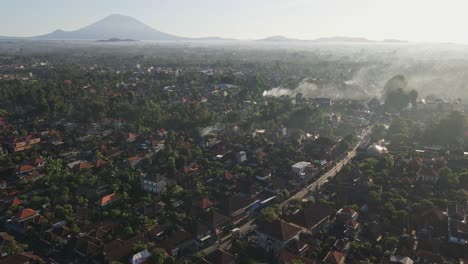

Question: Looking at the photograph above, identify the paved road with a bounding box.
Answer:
[282,144,359,205]
[199,219,256,255]
[197,127,370,256]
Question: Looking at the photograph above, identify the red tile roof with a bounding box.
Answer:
[18,164,34,173]
[97,193,119,206]
[224,171,235,181]
[95,159,107,168]
[34,157,44,166]
[279,250,317,264]
[345,219,360,229]
[194,198,214,210]
[11,197,24,207]
[15,208,38,221]
[339,207,357,218]
[286,204,334,230]
[78,162,94,170]
[323,250,345,264]
[257,219,302,242]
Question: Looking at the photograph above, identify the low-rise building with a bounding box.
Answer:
[141,174,168,194]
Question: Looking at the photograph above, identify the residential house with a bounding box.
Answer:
[344,219,361,238]
[389,254,414,264]
[323,250,346,264]
[256,219,302,255]
[16,164,35,176]
[285,239,309,256]
[141,174,168,194]
[159,230,193,257]
[202,209,230,236]
[10,197,24,208]
[96,193,120,207]
[220,195,256,224]
[235,151,247,163]
[103,234,146,263]
[74,234,104,259]
[447,202,468,245]
[336,207,358,223]
[278,249,317,264]
[202,249,235,264]
[291,162,311,177]
[0,252,46,264]
[286,204,334,233]
[192,198,215,215]
[14,208,39,224]
[8,135,41,152]
[131,249,150,264]
[416,167,439,184]
[127,155,144,169]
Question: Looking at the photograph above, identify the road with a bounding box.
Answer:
[282,144,359,205]
[197,127,370,256]
[199,219,256,255]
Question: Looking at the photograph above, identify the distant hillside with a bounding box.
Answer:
[258,35,302,42]
[96,38,138,42]
[312,36,374,43]
[35,14,183,41]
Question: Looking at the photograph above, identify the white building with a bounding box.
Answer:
[291,161,311,176]
[235,151,247,163]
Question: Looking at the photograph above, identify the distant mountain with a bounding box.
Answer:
[96,38,138,43]
[312,36,374,43]
[257,35,406,43]
[382,39,408,43]
[0,14,410,43]
[193,36,236,41]
[35,14,183,41]
[258,35,302,42]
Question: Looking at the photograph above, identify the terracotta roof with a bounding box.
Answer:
[257,219,302,242]
[221,195,255,216]
[224,171,235,181]
[11,197,24,207]
[97,193,119,206]
[128,156,142,161]
[345,219,360,229]
[78,161,94,170]
[279,249,317,264]
[34,157,44,165]
[194,198,214,210]
[95,159,107,168]
[287,204,334,230]
[205,209,229,228]
[323,250,345,264]
[18,164,34,173]
[15,208,38,221]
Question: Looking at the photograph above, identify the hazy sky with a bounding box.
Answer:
[1,0,467,42]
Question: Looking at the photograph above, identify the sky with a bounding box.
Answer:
[1,0,468,43]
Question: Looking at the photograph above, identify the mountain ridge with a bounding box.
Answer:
[35,14,184,41]
[0,14,408,43]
